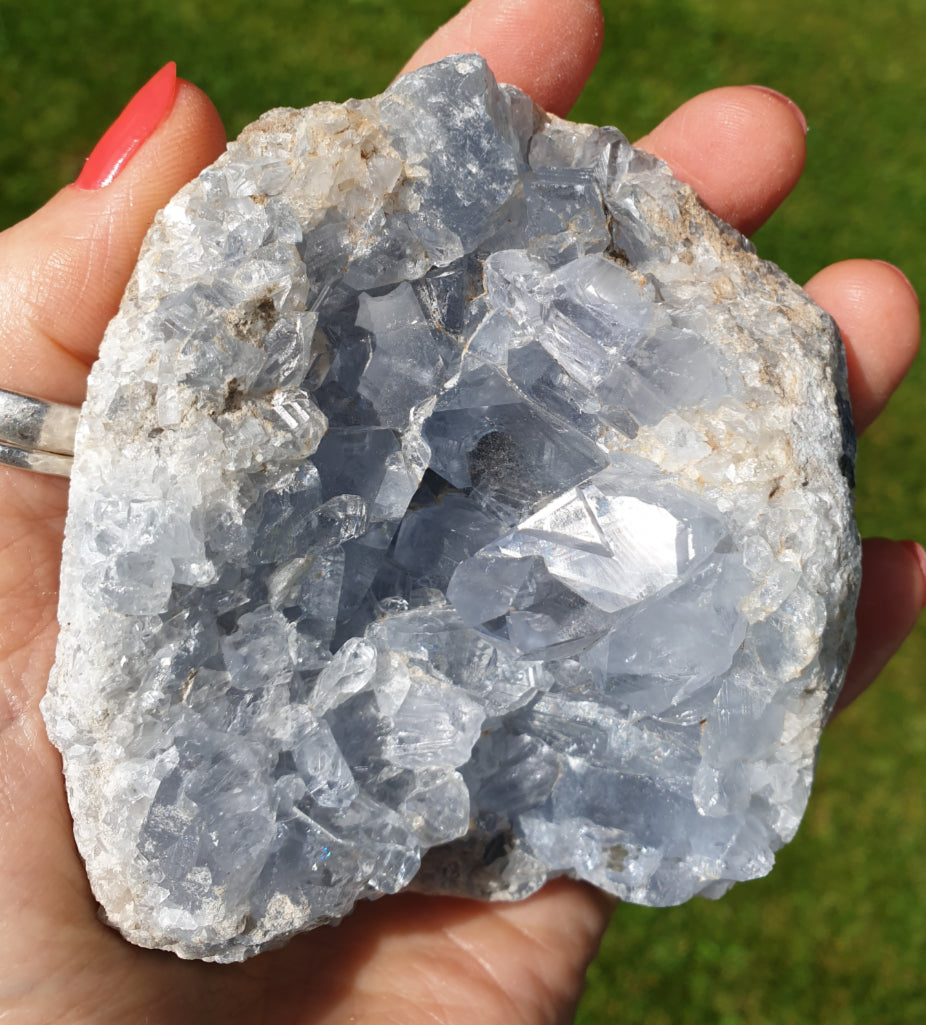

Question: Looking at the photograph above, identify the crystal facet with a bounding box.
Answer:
[44,55,860,962]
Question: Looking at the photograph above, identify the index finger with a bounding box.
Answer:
[398,0,604,116]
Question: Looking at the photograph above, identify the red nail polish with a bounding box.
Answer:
[74,62,178,191]
[746,85,808,136]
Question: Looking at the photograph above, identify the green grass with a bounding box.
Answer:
[1,0,924,1021]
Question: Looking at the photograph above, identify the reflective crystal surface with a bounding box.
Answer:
[44,55,860,962]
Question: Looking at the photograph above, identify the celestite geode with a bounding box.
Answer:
[43,55,860,961]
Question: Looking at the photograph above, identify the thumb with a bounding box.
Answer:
[0,62,227,407]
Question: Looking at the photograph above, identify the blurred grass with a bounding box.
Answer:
[1,0,923,1021]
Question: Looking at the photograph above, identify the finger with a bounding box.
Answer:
[804,259,921,434]
[230,880,615,1025]
[328,881,614,1025]
[635,85,807,237]
[835,538,926,714]
[398,0,604,117]
[0,67,227,406]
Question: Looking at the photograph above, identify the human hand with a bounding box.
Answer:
[0,1,921,1022]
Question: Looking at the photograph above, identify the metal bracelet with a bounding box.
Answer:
[0,388,80,478]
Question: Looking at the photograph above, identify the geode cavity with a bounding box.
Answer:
[44,55,860,962]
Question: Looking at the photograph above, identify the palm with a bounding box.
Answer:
[0,3,921,1023]
[0,462,608,1025]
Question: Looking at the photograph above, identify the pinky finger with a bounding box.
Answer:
[834,538,926,714]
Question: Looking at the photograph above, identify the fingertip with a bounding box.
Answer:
[870,259,920,312]
[804,259,921,434]
[835,537,925,713]
[743,85,808,136]
[72,62,179,191]
[902,541,926,610]
[117,78,226,212]
[51,76,227,359]
[398,0,604,116]
[0,74,228,402]
[636,85,807,236]
[164,78,228,171]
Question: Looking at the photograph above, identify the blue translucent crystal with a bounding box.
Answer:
[45,55,859,961]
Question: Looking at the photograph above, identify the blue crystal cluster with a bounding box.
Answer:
[45,56,859,961]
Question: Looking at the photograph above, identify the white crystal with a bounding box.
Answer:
[44,55,859,962]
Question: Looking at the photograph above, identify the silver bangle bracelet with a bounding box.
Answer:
[0,388,80,478]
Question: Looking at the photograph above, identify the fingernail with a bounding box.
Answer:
[74,62,178,190]
[902,542,926,610]
[873,260,920,311]
[746,85,808,136]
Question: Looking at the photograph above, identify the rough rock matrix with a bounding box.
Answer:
[44,55,860,962]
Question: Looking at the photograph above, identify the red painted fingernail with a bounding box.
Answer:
[872,260,920,311]
[746,85,808,136]
[902,542,926,610]
[74,62,178,190]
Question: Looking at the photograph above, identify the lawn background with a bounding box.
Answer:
[1,0,923,1021]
